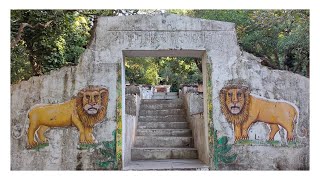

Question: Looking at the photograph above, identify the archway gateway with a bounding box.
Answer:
[122,50,210,170]
[11,14,309,170]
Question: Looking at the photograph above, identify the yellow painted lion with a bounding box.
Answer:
[219,85,298,142]
[26,85,109,149]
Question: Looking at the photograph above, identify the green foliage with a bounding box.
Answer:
[96,130,117,169]
[11,10,309,85]
[125,57,202,91]
[213,130,237,169]
[77,143,99,150]
[10,42,32,83]
[10,10,112,84]
[125,57,160,85]
[175,10,309,77]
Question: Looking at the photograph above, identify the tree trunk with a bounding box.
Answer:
[26,45,42,76]
[273,49,280,69]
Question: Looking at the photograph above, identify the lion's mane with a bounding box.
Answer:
[76,86,109,127]
[219,85,250,125]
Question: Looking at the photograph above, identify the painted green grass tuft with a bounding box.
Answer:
[77,143,99,150]
[33,143,49,151]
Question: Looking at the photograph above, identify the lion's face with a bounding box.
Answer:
[76,86,109,127]
[219,85,250,125]
[225,88,245,114]
[82,90,103,115]
[77,86,109,117]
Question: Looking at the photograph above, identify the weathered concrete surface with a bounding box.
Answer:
[141,86,154,99]
[11,57,118,170]
[125,85,140,96]
[152,92,178,99]
[124,159,209,170]
[124,94,140,167]
[140,109,185,116]
[131,98,198,164]
[182,92,210,165]
[212,51,309,169]
[138,122,189,129]
[219,146,309,170]
[138,115,186,122]
[136,129,192,136]
[131,147,198,160]
[134,136,194,148]
[184,93,204,115]
[11,13,308,170]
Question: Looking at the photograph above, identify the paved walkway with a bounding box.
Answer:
[124,159,209,170]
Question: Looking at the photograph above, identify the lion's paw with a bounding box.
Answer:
[39,139,48,144]
[27,141,38,149]
[287,137,295,142]
[235,137,241,142]
[241,135,249,140]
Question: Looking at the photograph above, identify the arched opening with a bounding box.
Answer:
[122,50,210,170]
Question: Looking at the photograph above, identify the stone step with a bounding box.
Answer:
[139,109,185,116]
[131,147,198,160]
[138,122,189,129]
[140,103,183,110]
[124,159,209,170]
[136,129,192,136]
[134,136,194,148]
[138,115,186,122]
[153,92,178,96]
[152,95,178,100]
[141,99,183,104]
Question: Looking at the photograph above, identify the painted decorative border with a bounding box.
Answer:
[206,62,214,169]
[116,63,123,169]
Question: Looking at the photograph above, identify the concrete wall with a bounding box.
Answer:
[211,51,309,170]
[182,92,209,165]
[141,86,154,99]
[11,14,309,170]
[124,94,141,167]
[11,53,119,170]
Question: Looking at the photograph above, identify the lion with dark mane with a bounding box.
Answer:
[219,84,298,142]
[27,86,109,149]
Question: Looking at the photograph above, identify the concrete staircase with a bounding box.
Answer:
[126,92,208,170]
[152,92,179,99]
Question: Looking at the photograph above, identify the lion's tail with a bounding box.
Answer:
[293,104,307,139]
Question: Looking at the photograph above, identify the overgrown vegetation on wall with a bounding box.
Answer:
[11,9,309,84]
[187,10,309,77]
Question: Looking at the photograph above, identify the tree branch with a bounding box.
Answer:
[11,20,53,48]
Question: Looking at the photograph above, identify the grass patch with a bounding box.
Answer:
[287,141,299,147]
[266,140,281,146]
[32,143,49,151]
[235,139,282,146]
[235,139,255,145]
[77,143,99,150]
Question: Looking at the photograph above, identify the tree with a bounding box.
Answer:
[10,9,154,84]
[11,10,309,84]
[125,57,202,92]
[11,10,93,83]
[181,10,309,77]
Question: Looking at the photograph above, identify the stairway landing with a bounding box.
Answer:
[124,159,209,171]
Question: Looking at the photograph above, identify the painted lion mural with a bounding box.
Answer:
[26,85,109,149]
[219,84,298,142]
